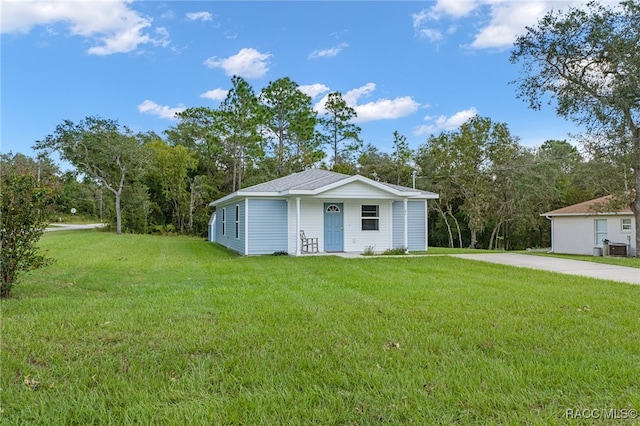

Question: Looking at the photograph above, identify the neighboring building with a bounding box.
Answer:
[208,169,439,256]
[542,195,636,256]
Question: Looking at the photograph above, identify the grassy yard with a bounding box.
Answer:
[524,251,640,269]
[2,232,639,424]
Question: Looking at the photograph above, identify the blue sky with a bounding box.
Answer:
[2,1,592,159]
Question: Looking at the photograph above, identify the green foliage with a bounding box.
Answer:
[381,247,407,255]
[217,76,265,192]
[358,144,396,183]
[317,91,362,167]
[416,116,522,249]
[391,131,413,186]
[144,139,198,233]
[35,116,148,234]
[511,0,640,256]
[362,245,376,256]
[0,162,54,298]
[147,224,176,235]
[260,77,321,176]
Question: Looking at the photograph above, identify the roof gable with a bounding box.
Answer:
[543,195,633,216]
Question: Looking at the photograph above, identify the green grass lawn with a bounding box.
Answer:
[523,251,640,269]
[2,232,639,424]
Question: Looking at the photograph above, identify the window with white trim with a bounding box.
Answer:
[621,218,632,232]
[361,205,379,231]
[235,205,240,239]
[221,208,226,236]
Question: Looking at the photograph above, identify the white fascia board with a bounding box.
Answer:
[409,192,439,200]
[209,191,282,207]
[209,192,238,207]
[540,212,633,217]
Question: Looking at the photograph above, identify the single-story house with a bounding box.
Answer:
[542,195,636,256]
[208,169,439,256]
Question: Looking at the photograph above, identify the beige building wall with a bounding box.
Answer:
[551,214,636,255]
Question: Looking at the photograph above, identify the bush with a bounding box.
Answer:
[381,247,408,255]
[1,171,54,298]
[363,245,376,256]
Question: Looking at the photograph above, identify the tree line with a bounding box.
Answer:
[4,95,631,251]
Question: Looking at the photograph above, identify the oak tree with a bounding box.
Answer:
[511,0,640,256]
[36,116,147,234]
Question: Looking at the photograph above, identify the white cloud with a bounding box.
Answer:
[314,83,420,122]
[137,100,186,120]
[418,28,443,43]
[1,0,167,55]
[431,0,480,19]
[200,88,228,101]
[415,107,478,135]
[204,48,271,79]
[470,2,550,49]
[343,83,377,106]
[308,42,348,59]
[186,11,213,22]
[354,97,421,123]
[412,1,605,50]
[298,84,330,99]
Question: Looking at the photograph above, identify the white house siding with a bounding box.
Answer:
[392,202,404,249]
[319,180,400,199]
[247,199,288,254]
[407,201,427,251]
[391,201,427,251]
[342,199,394,253]
[215,201,246,254]
[287,199,324,253]
[288,197,398,253]
[552,214,636,255]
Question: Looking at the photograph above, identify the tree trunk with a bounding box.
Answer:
[115,191,122,234]
[447,207,463,248]
[488,219,503,250]
[188,187,194,232]
[469,228,477,249]
[435,204,454,248]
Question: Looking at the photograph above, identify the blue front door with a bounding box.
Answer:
[324,203,344,252]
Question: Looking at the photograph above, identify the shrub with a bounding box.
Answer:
[363,245,376,256]
[1,171,54,298]
[381,247,408,255]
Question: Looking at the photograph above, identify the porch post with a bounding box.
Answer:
[403,198,408,251]
[296,197,301,256]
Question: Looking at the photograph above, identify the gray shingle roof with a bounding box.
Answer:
[241,169,351,192]
[210,168,438,206]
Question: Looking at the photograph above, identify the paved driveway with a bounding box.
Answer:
[451,253,640,285]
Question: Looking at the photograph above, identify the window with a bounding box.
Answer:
[361,205,379,231]
[594,219,607,246]
[235,205,240,239]
[621,218,632,232]
[221,208,226,236]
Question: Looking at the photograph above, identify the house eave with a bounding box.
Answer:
[540,212,633,217]
[210,173,440,206]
